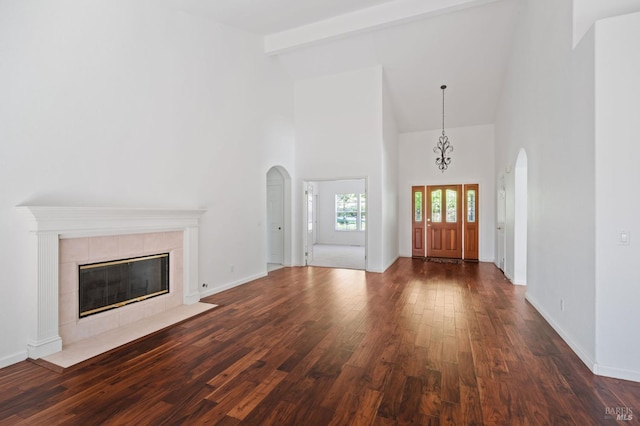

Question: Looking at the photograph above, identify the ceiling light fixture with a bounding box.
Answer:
[434,84,453,172]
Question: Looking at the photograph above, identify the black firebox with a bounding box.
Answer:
[78,253,169,318]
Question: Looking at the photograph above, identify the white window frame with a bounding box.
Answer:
[335,193,366,231]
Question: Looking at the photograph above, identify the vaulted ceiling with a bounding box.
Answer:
[173,0,521,133]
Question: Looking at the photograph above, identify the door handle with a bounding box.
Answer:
[278,227,282,230]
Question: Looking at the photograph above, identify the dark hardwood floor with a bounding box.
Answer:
[1,258,639,425]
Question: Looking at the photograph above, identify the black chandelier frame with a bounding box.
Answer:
[434,84,453,172]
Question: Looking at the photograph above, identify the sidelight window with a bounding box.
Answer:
[414,191,423,222]
[467,189,476,223]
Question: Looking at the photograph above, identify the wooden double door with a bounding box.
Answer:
[412,184,479,260]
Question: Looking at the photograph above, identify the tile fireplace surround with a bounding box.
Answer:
[20,206,206,360]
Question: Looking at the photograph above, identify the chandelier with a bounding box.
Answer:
[433,84,453,172]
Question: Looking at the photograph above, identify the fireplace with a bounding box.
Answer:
[79,253,170,318]
[19,206,206,359]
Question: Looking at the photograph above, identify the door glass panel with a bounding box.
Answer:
[446,189,457,223]
[467,189,476,223]
[431,190,442,223]
[360,193,366,230]
[307,192,313,231]
[414,191,423,222]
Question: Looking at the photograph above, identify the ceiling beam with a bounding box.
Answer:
[264,0,500,55]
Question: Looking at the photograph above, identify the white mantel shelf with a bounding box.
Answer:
[20,206,206,237]
[18,206,206,360]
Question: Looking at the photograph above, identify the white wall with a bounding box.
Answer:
[314,180,366,246]
[494,0,597,372]
[0,1,294,367]
[573,0,640,46]
[382,78,400,270]
[398,124,496,261]
[594,11,640,381]
[294,66,394,272]
[496,0,640,383]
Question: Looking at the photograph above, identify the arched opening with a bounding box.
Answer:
[513,148,528,285]
[496,175,507,272]
[266,166,292,271]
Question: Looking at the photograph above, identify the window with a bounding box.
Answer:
[414,191,423,222]
[466,189,476,223]
[431,189,442,222]
[335,193,366,231]
[446,189,457,223]
[360,194,366,231]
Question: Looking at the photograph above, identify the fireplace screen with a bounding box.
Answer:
[79,253,169,318]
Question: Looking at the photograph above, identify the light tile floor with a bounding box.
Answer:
[42,302,217,369]
[308,244,366,270]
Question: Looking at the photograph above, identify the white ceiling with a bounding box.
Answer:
[175,0,397,34]
[174,0,521,133]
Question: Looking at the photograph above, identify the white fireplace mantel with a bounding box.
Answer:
[19,206,206,359]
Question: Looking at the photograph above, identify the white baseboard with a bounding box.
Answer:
[594,363,640,383]
[28,336,62,359]
[0,350,28,369]
[200,272,268,298]
[382,255,400,272]
[504,269,514,282]
[367,255,400,273]
[525,293,597,374]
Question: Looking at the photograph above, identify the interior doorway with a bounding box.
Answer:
[303,178,367,270]
[497,176,506,271]
[266,166,291,271]
[412,183,479,260]
[513,149,528,285]
[305,183,315,265]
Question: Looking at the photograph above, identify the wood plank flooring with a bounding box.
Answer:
[1,259,639,425]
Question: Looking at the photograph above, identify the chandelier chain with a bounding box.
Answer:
[442,86,445,135]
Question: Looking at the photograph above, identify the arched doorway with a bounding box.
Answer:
[496,175,506,272]
[513,148,528,285]
[266,166,291,271]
